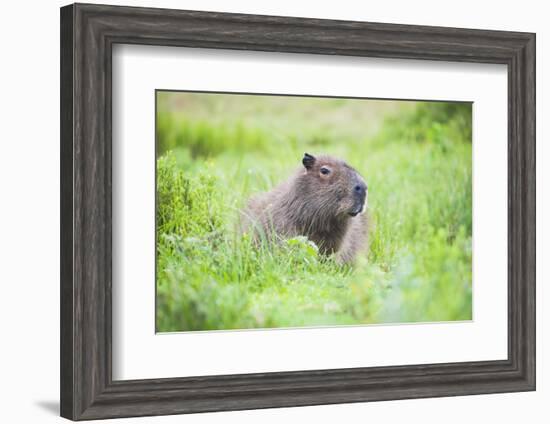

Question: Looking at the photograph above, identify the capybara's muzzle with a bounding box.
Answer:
[349,182,367,216]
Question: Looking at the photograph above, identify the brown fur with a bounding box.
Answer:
[241,153,369,264]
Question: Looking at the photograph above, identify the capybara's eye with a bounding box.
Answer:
[320,166,331,175]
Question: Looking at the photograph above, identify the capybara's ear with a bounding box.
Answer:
[302,153,316,170]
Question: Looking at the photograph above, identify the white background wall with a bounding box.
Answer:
[0,0,546,422]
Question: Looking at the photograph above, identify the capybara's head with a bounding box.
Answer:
[297,153,368,219]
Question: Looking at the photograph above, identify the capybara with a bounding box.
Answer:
[242,153,369,264]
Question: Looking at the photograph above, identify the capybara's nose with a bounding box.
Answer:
[353,183,367,196]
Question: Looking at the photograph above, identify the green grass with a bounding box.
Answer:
[155,92,472,332]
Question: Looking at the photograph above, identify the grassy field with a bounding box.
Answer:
[155,92,472,332]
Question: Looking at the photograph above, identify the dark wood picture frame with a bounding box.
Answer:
[60,3,536,421]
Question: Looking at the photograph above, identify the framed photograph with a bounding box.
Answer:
[60,3,535,420]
